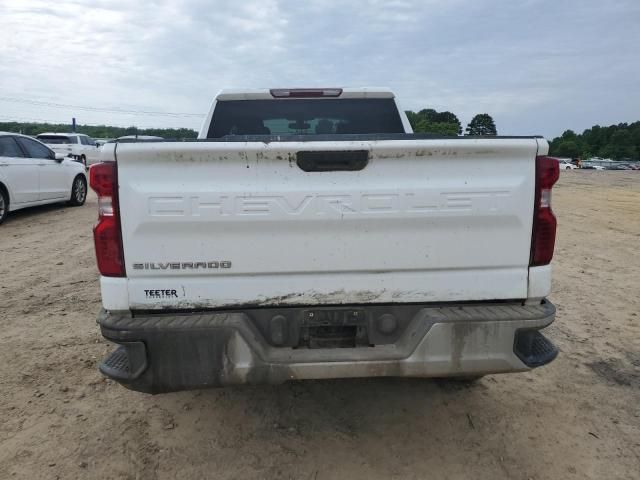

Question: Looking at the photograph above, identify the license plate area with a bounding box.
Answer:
[299,309,369,349]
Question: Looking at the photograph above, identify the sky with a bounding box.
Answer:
[0,0,639,139]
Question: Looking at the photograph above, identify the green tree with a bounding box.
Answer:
[416,120,461,136]
[600,130,636,159]
[405,109,462,136]
[549,121,640,160]
[465,114,497,136]
[555,140,581,158]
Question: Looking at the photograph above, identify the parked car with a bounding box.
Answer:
[36,133,100,166]
[0,133,87,224]
[581,165,605,170]
[91,87,559,394]
[559,161,577,170]
[607,164,631,170]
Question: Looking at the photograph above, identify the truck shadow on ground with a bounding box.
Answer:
[152,375,510,442]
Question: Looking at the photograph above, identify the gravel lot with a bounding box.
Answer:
[1,171,639,479]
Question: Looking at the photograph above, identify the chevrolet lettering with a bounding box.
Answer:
[147,191,511,218]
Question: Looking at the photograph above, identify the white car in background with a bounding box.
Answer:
[559,161,578,170]
[0,132,87,224]
[36,133,100,166]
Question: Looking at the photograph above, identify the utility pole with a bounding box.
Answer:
[72,117,76,132]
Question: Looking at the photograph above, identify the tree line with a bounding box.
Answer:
[549,122,640,160]
[5,116,638,160]
[0,121,198,140]
[1,111,500,141]
[405,110,497,136]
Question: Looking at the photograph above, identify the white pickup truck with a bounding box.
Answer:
[91,87,559,394]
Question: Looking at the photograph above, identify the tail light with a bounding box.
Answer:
[89,162,125,277]
[530,156,559,266]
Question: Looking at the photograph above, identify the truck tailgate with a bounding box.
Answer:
[115,138,540,309]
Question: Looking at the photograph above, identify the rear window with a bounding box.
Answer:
[37,135,72,144]
[207,98,405,138]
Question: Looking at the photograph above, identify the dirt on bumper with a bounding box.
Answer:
[98,301,556,394]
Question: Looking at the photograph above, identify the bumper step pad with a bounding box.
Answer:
[99,342,147,382]
[514,329,559,367]
[99,346,130,380]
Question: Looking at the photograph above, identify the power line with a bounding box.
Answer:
[0,114,80,124]
[0,96,206,118]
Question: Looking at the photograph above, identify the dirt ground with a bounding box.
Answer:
[1,171,639,480]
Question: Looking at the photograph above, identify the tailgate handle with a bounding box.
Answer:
[296,150,368,172]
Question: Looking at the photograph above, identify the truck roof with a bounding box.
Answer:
[215,87,395,101]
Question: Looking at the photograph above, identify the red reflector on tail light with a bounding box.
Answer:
[89,162,116,197]
[530,156,559,266]
[270,88,342,98]
[531,208,557,266]
[89,162,125,277]
[537,155,560,189]
[94,216,125,276]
